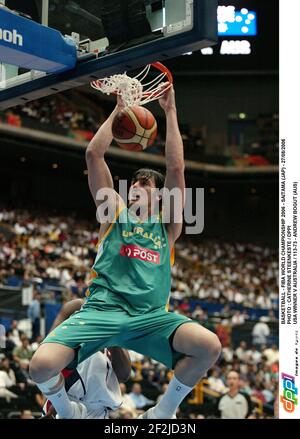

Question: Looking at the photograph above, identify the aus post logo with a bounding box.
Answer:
[280,373,298,413]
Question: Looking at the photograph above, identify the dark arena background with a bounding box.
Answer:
[0,0,278,420]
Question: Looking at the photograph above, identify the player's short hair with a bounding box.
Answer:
[132,168,165,190]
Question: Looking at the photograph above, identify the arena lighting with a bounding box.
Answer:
[201,47,213,55]
[220,40,251,55]
[52,163,58,169]
[20,156,26,162]
[239,113,247,119]
[209,188,216,194]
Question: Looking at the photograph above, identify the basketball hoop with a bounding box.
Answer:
[90,62,173,107]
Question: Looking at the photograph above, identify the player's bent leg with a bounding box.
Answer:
[141,323,221,419]
[30,343,83,419]
[30,343,75,382]
[172,323,222,385]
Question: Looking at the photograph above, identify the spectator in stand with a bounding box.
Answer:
[0,365,18,402]
[178,297,191,314]
[246,346,262,365]
[31,335,44,352]
[217,371,253,419]
[262,345,279,366]
[252,318,270,347]
[4,330,17,359]
[215,320,231,347]
[251,383,266,405]
[231,310,245,327]
[6,111,21,127]
[207,368,228,394]
[191,305,207,323]
[13,337,33,366]
[128,383,154,410]
[239,377,252,396]
[1,357,16,385]
[27,291,42,341]
[9,320,22,347]
[221,345,234,363]
[236,341,248,362]
[262,382,275,405]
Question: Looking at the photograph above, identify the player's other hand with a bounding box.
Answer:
[159,82,176,113]
[116,94,126,110]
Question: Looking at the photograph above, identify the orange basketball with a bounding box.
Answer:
[112,106,157,151]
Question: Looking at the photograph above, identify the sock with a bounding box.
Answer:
[151,375,193,419]
[37,374,74,419]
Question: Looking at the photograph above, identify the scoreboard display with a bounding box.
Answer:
[167,0,279,73]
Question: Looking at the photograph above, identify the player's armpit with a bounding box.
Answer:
[95,188,126,228]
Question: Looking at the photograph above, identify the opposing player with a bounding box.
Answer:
[30,84,221,419]
[42,299,131,419]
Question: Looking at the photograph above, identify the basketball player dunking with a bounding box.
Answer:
[29,84,221,419]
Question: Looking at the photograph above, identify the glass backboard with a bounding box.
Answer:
[0,0,218,109]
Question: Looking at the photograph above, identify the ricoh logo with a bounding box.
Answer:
[280,372,298,413]
[0,28,23,46]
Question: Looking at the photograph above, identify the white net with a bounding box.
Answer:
[96,74,144,107]
[91,63,172,107]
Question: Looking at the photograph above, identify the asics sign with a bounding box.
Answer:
[0,28,23,46]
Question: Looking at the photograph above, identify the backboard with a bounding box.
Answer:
[0,0,218,109]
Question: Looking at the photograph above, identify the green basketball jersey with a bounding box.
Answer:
[87,207,173,315]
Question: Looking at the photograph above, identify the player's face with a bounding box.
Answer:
[129,176,160,213]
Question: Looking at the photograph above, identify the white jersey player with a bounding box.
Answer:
[42,299,131,419]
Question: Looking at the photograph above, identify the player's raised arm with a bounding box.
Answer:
[85,98,125,213]
[159,84,185,245]
[49,299,84,332]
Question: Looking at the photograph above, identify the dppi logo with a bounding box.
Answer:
[280,373,298,413]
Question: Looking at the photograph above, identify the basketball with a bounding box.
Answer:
[112,106,157,151]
